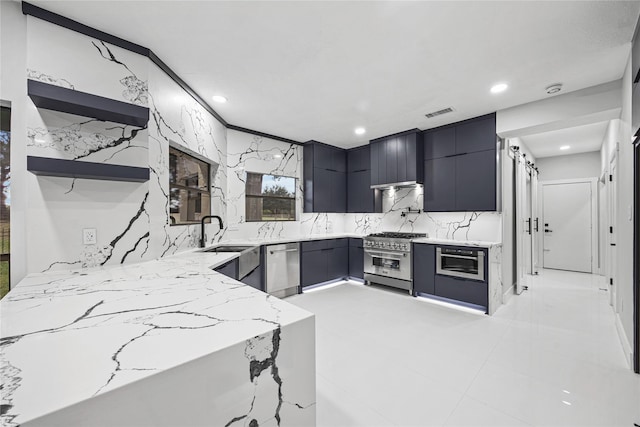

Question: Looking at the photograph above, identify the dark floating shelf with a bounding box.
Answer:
[27,79,149,127]
[27,156,149,183]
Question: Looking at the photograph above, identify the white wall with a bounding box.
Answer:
[536,151,601,181]
[497,80,622,138]
[614,54,635,366]
[1,1,28,286]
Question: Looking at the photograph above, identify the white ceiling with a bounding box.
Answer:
[28,1,640,148]
[519,120,610,159]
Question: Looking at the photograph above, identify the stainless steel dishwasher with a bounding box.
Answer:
[265,242,300,298]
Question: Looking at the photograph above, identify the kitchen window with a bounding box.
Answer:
[169,146,210,225]
[246,173,296,221]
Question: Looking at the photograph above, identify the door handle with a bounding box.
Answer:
[534,218,539,232]
[545,229,552,233]
[610,243,616,246]
[526,218,531,235]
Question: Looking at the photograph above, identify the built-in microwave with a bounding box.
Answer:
[436,247,485,282]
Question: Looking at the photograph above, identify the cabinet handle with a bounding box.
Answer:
[443,152,468,158]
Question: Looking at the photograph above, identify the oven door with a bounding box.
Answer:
[436,247,485,281]
[364,248,410,281]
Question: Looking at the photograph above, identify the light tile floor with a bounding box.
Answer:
[287,269,640,427]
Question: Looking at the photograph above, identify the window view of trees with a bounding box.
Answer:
[246,173,296,221]
[169,147,211,225]
[0,106,10,299]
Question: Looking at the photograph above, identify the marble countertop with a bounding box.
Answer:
[1,231,503,424]
[412,237,502,248]
[0,250,314,426]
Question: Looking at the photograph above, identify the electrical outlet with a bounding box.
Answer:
[83,228,97,245]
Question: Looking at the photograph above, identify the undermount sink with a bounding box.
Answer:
[202,245,257,253]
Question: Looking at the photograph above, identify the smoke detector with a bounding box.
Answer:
[545,83,563,94]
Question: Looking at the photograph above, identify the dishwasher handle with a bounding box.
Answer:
[270,248,298,255]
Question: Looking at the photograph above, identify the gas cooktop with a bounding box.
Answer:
[366,232,427,239]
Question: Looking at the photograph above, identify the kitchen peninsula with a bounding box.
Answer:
[0,251,315,427]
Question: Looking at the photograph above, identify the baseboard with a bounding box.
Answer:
[503,284,515,304]
[615,312,633,369]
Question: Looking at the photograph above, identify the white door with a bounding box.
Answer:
[531,170,540,274]
[608,157,617,308]
[542,182,593,273]
[525,171,533,274]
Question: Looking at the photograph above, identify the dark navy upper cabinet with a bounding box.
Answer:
[424,127,455,160]
[347,145,382,213]
[422,113,497,212]
[370,130,423,187]
[455,115,497,154]
[304,141,347,213]
[455,150,496,211]
[424,157,456,212]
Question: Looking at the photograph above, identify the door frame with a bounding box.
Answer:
[633,137,639,374]
[539,178,598,274]
[608,154,618,309]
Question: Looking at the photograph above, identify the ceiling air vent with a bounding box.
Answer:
[425,107,454,118]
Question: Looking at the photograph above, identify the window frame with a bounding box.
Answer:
[168,142,215,226]
[245,172,297,222]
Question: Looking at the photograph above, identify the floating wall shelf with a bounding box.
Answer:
[27,79,149,127]
[27,156,149,183]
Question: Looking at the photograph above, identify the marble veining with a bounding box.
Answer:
[92,40,148,106]
[0,252,314,426]
[27,68,75,89]
[27,111,147,165]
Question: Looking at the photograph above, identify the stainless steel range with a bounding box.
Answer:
[363,232,427,293]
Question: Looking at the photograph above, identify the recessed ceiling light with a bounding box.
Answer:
[354,127,366,135]
[212,95,227,103]
[490,83,508,94]
[560,145,570,150]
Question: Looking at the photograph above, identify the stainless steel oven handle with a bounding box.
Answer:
[364,250,405,259]
[441,254,478,260]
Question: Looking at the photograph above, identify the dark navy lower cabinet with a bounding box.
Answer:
[329,246,349,280]
[214,258,239,280]
[348,238,364,279]
[300,239,349,287]
[240,265,262,291]
[412,243,435,296]
[434,275,488,308]
[301,248,328,287]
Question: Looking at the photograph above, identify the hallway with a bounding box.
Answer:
[289,270,640,426]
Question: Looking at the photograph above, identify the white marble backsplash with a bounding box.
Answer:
[20,15,501,277]
[27,16,148,106]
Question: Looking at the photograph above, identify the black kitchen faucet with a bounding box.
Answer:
[200,215,224,248]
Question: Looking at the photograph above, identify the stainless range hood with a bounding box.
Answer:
[370,181,423,190]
